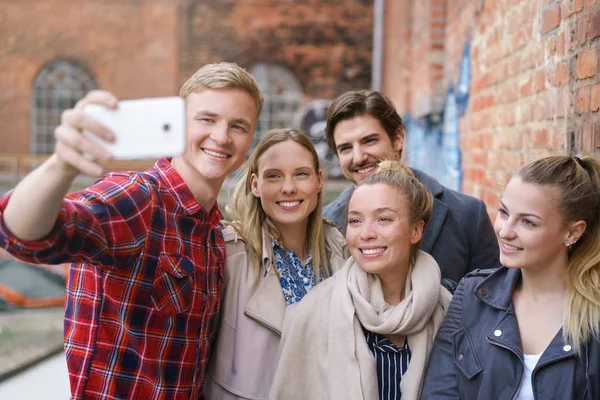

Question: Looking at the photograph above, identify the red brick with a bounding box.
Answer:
[464,169,486,183]
[519,78,532,98]
[590,9,600,40]
[543,3,561,33]
[577,16,589,44]
[494,63,508,84]
[556,31,566,55]
[534,70,546,92]
[554,62,569,85]
[596,123,600,146]
[532,128,550,148]
[583,124,594,150]
[533,102,546,121]
[464,152,486,166]
[577,87,591,113]
[562,0,574,19]
[551,127,562,149]
[556,89,568,118]
[472,95,484,111]
[577,49,598,79]
[505,106,517,125]
[545,35,557,56]
[509,57,521,75]
[482,132,494,149]
[591,84,600,112]
[575,0,585,13]
[499,81,515,103]
[521,48,537,71]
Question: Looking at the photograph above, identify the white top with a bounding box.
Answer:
[515,352,543,400]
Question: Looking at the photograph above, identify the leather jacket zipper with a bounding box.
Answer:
[486,336,524,400]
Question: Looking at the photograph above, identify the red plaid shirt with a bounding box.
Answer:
[0,158,225,400]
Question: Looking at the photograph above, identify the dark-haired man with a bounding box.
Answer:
[323,90,499,286]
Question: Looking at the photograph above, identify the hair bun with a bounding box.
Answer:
[376,159,416,178]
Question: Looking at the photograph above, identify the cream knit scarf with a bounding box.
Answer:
[328,250,450,400]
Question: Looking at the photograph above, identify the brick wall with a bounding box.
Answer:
[1,1,373,154]
[180,0,374,100]
[382,0,600,213]
[0,0,180,153]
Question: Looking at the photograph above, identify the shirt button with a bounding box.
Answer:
[563,344,572,352]
[457,354,464,362]
[478,288,487,296]
[494,329,502,337]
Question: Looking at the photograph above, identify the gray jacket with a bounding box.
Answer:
[322,168,499,285]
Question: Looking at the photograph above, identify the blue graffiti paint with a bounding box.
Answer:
[405,40,470,192]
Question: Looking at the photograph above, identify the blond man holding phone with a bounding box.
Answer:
[0,62,263,400]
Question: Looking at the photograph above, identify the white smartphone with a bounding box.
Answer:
[83,97,186,159]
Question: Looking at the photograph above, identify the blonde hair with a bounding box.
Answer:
[228,128,329,281]
[352,160,433,266]
[179,62,264,117]
[518,153,600,354]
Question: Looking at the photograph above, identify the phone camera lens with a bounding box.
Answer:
[163,123,171,133]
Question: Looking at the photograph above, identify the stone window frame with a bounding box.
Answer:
[31,58,97,154]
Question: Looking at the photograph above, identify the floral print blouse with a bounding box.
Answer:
[272,238,324,305]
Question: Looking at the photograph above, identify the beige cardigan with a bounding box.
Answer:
[269,253,451,400]
[204,222,348,400]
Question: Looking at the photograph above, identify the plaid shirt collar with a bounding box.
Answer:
[155,157,223,224]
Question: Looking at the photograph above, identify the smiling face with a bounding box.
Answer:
[494,177,575,272]
[346,183,423,279]
[179,88,257,185]
[251,140,323,234]
[333,114,403,185]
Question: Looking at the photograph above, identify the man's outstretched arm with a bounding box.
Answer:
[2,90,117,241]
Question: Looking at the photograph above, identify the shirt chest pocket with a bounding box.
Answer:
[151,253,194,316]
[453,327,483,380]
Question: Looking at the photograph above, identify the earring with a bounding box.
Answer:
[564,240,577,247]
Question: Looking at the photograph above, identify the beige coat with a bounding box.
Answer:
[204,222,348,400]
[269,252,451,400]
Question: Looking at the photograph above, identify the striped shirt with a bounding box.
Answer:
[364,329,412,400]
[0,158,225,400]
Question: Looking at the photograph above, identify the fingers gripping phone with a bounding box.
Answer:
[83,97,186,159]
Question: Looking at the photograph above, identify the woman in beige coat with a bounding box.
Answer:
[204,129,348,400]
[270,161,452,400]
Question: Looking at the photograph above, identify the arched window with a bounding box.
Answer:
[31,59,97,154]
[251,63,303,144]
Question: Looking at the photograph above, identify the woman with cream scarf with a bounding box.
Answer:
[269,161,452,400]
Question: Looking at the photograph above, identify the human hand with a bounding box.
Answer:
[53,90,118,177]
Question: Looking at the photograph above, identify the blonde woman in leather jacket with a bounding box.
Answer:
[421,154,600,399]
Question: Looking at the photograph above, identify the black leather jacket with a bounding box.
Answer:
[421,267,600,400]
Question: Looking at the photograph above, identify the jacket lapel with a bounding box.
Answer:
[536,328,576,368]
[244,270,287,335]
[244,230,287,335]
[486,308,523,357]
